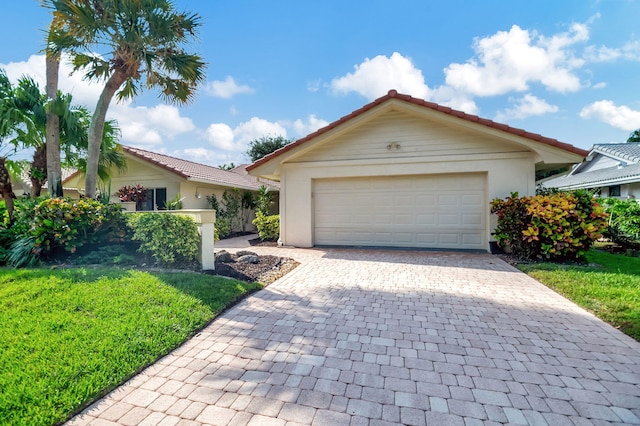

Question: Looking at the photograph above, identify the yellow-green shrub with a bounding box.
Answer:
[491,191,608,261]
[252,212,279,241]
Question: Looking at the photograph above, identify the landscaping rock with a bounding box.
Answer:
[215,250,234,263]
[236,250,258,257]
[237,254,259,264]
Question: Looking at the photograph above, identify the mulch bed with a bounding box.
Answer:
[212,252,299,285]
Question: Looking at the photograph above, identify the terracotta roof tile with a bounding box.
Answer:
[247,90,588,171]
[122,146,278,191]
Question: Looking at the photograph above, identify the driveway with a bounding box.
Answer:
[69,238,640,425]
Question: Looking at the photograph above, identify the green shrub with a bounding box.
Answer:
[491,191,608,261]
[7,236,40,268]
[215,216,232,240]
[31,198,127,257]
[127,213,200,267]
[601,198,640,248]
[253,212,279,241]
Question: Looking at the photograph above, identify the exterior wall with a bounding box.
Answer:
[578,154,620,173]
[279,152,536,249]
[600,182,640,200]
[294,110,525,163]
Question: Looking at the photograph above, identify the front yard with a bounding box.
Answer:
[0,268,261,426]
[518,250,640,341]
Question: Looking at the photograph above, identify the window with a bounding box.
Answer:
[608,185,621,197]
[139,188,167,211]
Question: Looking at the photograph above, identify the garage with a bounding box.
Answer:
[314,173,486,249]
[247,90,588,250]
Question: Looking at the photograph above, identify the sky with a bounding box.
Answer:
[1,0,639,167]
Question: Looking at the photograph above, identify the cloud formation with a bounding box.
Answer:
[205,117,288,152]
[495,94,559,121]
[585,40,640,62]
[331,52,430,100]
[205,76,254,98]
[579,100,640,131]
[292,114,330,137]
[445,23,588,96]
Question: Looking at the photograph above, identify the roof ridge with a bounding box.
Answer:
[247,90,587,171]
[123,145,235,174]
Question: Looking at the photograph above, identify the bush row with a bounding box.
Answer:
[1,197,200,268]
[491,190,608,261]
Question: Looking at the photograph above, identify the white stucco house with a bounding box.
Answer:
[541,143,640,199]
[247,90,588,252]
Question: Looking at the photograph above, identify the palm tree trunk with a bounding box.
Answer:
[85,71,127,199]
[0,157,16,223]
[45,49,63,197]
[30,144,47,198]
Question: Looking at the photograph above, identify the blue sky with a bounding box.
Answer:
[1,0,639,166]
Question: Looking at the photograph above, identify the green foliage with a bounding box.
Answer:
[165,192,184,210]
[601,198,640,248]
[7,236,40,268]
[491,191,608,261]
[519,250,640,341]
[127,213,200,267]
[0,267,260,425]
[218,162,235,170]
[627,128,640,143]
[253,212,280,241]
[31,198,127,256]
[255,185,273,215]
[72,245,137,266]
[214,216,232,240]
[246,135,293,162]
[222,188,242,230]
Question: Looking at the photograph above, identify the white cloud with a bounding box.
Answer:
[109,104,195,146]
[495,94,559,121]
[580,100,640,131]
[205,76,254,98]
[592,82,607,89]
[292,114,329,137]
[429,86,479,114]
[331,52,430,100]
[444,23,587,96]
[585,40,640,62]
[205,117,287,152]
[1,54,104,107]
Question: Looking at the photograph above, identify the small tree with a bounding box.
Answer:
[247,136,293,162]
[627,129,640,143]
[255,185,274,215]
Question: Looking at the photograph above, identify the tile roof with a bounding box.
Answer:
[247,90,588,171]
[593,143,640,163]
[543,163,640,189]
[122,146,278,191]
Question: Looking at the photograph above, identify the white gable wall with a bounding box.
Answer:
[278,127,537,249]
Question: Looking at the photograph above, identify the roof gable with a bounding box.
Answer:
[248,90,588,177]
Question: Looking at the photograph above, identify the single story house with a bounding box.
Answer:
[247,90,587,251]
[540,143,640,199]
[64,146,279,230]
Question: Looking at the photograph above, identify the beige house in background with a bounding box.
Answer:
[64,146,279,229]
[248,90,588,252]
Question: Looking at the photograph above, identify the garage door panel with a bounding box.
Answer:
[314,174,486,249]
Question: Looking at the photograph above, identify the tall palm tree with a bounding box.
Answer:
[43,0,206,198]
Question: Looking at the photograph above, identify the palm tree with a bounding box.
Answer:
[12,77,126,197]
[0,71,33,222]
[43,0,206,198]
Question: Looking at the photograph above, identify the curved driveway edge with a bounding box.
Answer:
[68,244,640,426]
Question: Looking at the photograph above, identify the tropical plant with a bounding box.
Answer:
[491,191,608,261]
[247,136,293,162]
[255,185,274,215]
[165,193,184,210]
[628,129,640,143]
[43,0,206,198]
[0,70,33,222]
[253,212,279,241]
[601,198,640,248]
[115,184,147,210]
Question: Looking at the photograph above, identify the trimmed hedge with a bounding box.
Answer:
[491,191,608,261]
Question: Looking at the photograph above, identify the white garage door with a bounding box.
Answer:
[314,173,486,250]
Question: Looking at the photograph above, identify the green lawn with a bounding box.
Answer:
[0,268,261,426]
[518,250,640,341]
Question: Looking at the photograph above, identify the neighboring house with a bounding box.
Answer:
[541,143,640,199]
[247,90,587,251]
[14,168,81,198]
[63,146,279,229]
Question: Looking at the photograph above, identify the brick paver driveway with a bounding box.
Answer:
[69,242,640,425]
